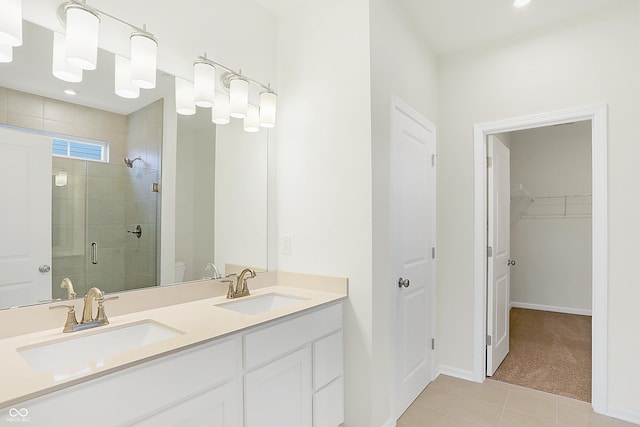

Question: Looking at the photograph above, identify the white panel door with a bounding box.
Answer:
[390,97,436,418]
[487,135,511,376]
[0,127,51,309]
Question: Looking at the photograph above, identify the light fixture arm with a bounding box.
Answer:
[196,54,275,95]
[57,1,155,40]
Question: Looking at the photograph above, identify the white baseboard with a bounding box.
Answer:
[511,301,592,316]
[437,365,477,382]
[606,406,640,425]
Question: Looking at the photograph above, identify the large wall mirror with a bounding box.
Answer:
[0,21,268,310]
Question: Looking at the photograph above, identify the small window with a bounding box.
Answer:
[52,138,109,162]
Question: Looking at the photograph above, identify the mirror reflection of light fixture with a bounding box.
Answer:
[130,31,157,89]
[259,91,277,128]
[513,0,531,8]
[64,4,100,70]
[229,77,249,119]
[175,77,196,115]
[0,0,22,47]
[194,59,216,108]
[52,32,83,83]
[55,171,68,187]
[0,43,12,63]
[244,104,260,133]
[115,55,140,99]
[212,92,230,124]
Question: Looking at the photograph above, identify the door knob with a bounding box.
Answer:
[508,260,516,266]
[38,265,51,273]
[397,277,410,288]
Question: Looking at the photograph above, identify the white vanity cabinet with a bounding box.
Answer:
[21,336,242,427]
[17,301,344,427]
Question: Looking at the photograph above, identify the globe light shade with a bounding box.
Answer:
[52,32,83,83]
[0,0,22,47]
[193,61,215,108]
[244,104,259,133]
[175,77,196,116]
[115,55,140,99]
[65,5,100,70]
[229,78,249,119]
[0,44,12,63]
[259,92,277,128]
[130,32,157,89]
[212,92,230,124]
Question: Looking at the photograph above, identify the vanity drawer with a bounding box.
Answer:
[244,302,342,370]
[313,330,343,391]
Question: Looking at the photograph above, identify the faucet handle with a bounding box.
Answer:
[96,295,119,324]
[222,279,235,299]
[49,304,79,333]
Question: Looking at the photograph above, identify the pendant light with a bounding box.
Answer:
[212,92,230,124]
[193,59,216,108]
[0,0,22,47]
[229,77,249,118]
[115,55,140,99]
[0,44,12,63]
[244,104,260,132]
[52,32,83,83]
[65,4,100,70]
[130,31,157,89]
[175,77,196,116]
[259,91,277,128]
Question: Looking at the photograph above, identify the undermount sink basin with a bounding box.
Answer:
[215,293,306,315]
[18,320,183,376]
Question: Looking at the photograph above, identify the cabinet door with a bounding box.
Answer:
[244,346,312,427]
[131,380,240,427]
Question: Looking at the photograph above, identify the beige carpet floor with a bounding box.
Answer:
[491,308,592,402]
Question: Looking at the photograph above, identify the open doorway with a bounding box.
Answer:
[489,122,592,402]
[472,105,608,414]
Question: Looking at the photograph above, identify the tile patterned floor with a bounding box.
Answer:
[398,375,639,427]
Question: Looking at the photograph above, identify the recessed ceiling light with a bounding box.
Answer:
[513,0,531,8]
[63,88,77,96]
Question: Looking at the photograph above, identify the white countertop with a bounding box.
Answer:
[0,274,347,409]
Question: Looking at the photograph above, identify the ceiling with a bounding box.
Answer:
[253,0,626,55]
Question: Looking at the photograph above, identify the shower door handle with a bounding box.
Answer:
[90,242,98,265]
[38,265,51,273]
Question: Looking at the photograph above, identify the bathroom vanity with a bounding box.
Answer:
[0,273,346,427]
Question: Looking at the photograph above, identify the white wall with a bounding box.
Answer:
[510,122,592,313]
[274,0,373,425]
[369,0,439,424]
[438,0,640,418]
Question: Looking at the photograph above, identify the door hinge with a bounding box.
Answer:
[431,154,437,167]
[486,335,492,346]
[431,338,435,350]
[487,156,493,168]
[432,247,436,259]
[487,246,493,257]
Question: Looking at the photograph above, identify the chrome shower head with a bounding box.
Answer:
[124,156,142,168]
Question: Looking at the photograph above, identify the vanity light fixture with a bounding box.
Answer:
[513,0,531,8]
[244,104,260,132]
[130,30,157,89]
[229,77,249,119]
[64,3,100,70]
[0,44,12,63]
[175,77,196,115]
[52,32,83,83]
[115,55,140,99]
[212,92,230,124]
[194,56,216,108]
[55,171,68,187]
[259,91,277,128]
[63,88,77,95]
[0,0,23,47]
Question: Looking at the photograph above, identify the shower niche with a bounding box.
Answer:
[51,156,159,300]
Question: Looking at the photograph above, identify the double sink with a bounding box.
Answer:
[18,292,306,376]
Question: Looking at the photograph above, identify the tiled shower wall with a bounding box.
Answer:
[2,87,162,298]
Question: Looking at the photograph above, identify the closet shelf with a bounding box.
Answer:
[517,193,592,221]
[510,184,535,227]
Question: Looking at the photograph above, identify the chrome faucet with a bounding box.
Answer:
[50,287,119,333]
[204,263,221,279]
[225,268,256,299]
